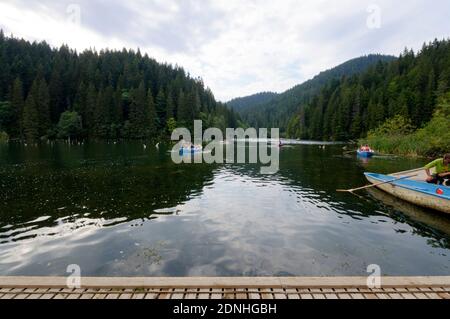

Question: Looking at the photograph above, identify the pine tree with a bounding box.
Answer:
[128,82,148,138]
[166,90,175,121]
[36,78,51,136]
[23,89,40,142]
[155,89,166,129]
[85,84,97,134]
[10,78,24,138]
[147,89,158,137]
[0,34,240,140]
[177,90,191,126]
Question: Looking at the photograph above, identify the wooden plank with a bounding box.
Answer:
[273,289,287,299]
[437,292,450,299]
[235,288,247,300]
[2,276,449,289]
[1,276,449,300]
[211,289,223,300]
[66,293,82,300]
[198,289,211,300]
[260,289,274,300]
[171,289,185,299]
[286,289,300,300]
[79,293,95,300]
[185,288,199,300]
[413,293,429,299]
[132,292,146,299]
[158,289,173,299]
[223,289,235,300]
[27,288,49,300]
[425,292,442,299]
[144,292,158,299]
[400,293,416,300]
[375,293,391,300]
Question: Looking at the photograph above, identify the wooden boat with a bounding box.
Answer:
[365,170,450,214]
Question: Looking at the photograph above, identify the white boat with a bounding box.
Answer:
[365,169,450,214]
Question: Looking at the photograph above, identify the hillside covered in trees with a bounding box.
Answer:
[227,92,278,112]
[0,31,239,142]
[233,55,396,130]
[286,39,450,142]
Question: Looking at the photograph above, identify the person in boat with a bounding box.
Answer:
[425,154,450,186]
[360,145,371,152]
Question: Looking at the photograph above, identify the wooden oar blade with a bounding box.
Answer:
[336,174,419,193]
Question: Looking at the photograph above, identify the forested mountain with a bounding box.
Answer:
[236,54,396,130]
[287,39,450,141]
[0,31,239,141]
[227,92,278,111]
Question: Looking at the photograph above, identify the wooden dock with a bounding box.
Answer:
[1,277,449,299]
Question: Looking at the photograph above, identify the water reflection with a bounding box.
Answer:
[0,142,449,276]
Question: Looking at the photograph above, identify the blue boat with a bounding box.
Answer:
[357,150,375,158]
[365,172,450,214]
[179,147,202,155]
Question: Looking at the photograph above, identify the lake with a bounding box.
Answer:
[0,141,449,277]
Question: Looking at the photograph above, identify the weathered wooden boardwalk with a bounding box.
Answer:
[1,277,449,300]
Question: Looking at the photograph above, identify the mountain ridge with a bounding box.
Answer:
[229,54,397,130]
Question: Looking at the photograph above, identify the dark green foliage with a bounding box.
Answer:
[0,33,239,141]
[236,55,397,132]
[57,111,82,139]
[283,40,450,141]
[22,88,39,142]
[0,101,15,136]
[0,131,8,143]
[127,82,150,139]
[10,78,24,138]
[362,94,450,156]
[155,89,167,130]
[227,92,279,111]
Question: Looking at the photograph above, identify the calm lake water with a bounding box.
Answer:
[0,141,449,276]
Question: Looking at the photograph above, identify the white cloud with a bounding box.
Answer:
[1,0,450,101]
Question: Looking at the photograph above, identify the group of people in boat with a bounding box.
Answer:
[359,145,374,153]
[425,153,450,186]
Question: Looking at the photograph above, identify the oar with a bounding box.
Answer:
[337,174,419,194]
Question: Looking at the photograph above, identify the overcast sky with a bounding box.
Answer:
[1,0,450,101]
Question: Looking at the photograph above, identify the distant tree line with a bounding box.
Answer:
[286,39,450,141]
[0,31,240,142]
[234,55,396,132]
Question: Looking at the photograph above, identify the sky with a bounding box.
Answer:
[1,0,450,101]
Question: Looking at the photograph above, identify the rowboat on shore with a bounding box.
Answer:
[364,169,450,214]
